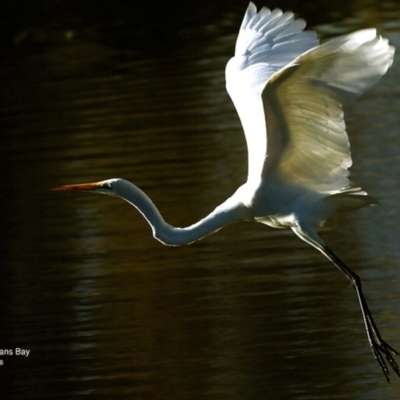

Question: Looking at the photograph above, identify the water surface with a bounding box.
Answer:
[1,1,400,399]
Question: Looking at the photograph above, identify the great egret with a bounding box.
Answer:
[53,2,398,381]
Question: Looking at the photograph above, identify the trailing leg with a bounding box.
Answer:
[292,224,399,382]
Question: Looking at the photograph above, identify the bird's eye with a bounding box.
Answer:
[102,182,112,189]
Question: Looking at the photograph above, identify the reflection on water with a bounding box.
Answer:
[1,1,400,399]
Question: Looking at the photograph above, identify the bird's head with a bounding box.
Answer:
[52,178,123,197]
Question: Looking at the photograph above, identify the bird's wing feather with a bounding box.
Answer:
[263,29,394,193]
[225,2,318,184]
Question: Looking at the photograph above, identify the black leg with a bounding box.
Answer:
[322,246,399,382]
[292,225,399,382]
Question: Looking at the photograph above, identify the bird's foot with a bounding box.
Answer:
[371,340,400,383]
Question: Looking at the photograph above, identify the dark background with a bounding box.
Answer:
[1,1,400,399]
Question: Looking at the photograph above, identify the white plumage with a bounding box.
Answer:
[54,2,398,381]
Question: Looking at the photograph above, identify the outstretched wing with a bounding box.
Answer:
[263,29,394,193]
[225,2,318,184]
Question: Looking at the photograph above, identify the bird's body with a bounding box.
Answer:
[54,2,398,381]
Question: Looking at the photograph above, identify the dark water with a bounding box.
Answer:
[1,1,400,398]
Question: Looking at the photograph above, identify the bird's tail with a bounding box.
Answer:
[324,188,378,211]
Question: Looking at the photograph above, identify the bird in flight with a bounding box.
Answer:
[53,2,397,381]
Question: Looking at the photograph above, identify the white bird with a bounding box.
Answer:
[53,2,398,381]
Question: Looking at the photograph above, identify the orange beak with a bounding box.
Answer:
[51,182,101,192]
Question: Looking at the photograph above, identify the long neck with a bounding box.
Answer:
[116,181,250,246]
